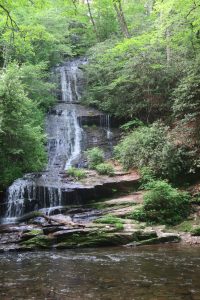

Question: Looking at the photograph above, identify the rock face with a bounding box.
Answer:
[0,191,186,252]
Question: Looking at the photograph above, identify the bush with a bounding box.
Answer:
[120,119,144,131]
[191,227,200,236]
[67,167,86,180]
[95,163,114,176]
[139,167,156,188]
[132,180,191,225]
[115,122,193,183]
[85,147,104,169]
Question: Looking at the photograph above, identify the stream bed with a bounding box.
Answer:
[0,245,199,300]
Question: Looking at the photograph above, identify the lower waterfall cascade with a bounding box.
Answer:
[1,58,114,223]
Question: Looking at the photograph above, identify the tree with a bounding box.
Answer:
[0,63,46,187]
[112,0,130,38]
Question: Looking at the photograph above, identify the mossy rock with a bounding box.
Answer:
[126,235,181,247]
[53,229,158,249]
[136,230,157,241]
[21,235,54,248]
[20,229,44,241]
[54,231,138,249]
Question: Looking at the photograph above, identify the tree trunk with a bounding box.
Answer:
[86,0,98,39]
[166,29,171,65]
[113,0,130,38]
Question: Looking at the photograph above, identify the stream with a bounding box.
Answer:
[0,245,200,300]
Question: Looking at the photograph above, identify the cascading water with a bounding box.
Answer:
[100,114,113,140]
[48,59,85,171]
[3,58,86,222]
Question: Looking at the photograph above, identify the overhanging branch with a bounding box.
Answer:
[0,4,19,30]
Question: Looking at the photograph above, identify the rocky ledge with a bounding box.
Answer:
[1,190,199,252]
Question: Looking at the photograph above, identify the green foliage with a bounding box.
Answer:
[139,167,156,188]
[173,68,200,119]
[0,63,46,187]
[95,214,124,230]
[95,163,114,176]
[115,122,194,183]
[120,119,144,131]
[191,227,200,236]
[83,40,176,120]
[172,60,200,141]
[19,62,55,111]
[92,0,119,41]
[172,221,193,232]
[85,147,104,169]
[132,180,191,225]
[67,167,86,180]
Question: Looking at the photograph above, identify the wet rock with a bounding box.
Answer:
[31,217,48,226]
[43,226,69,235]
[125,234,181,247]
[0,232,22,244]
[137,230,157,241]
[52,228,90,240]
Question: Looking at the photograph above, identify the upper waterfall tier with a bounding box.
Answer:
[47,59,86,172]
[59,59,85,103]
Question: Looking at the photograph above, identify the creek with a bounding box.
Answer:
[0,246,199,300]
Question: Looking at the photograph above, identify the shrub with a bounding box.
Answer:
[67,167,86,180]
[85,147,104,169]
[95,163,114,176]
[115,122,168,170]
[139,167,156,188]
[120,119,144,131]
[115,122,193,183]
[132,180,191,225]
[191,227,200,236]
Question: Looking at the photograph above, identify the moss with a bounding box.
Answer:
[27,229,43,235]
[115,222,124,230]
[95,214,125,231]
[54,231,137,249]
[21,235,54,248]
[95,214,125,224]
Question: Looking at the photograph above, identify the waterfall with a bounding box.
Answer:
[5,178,34,220]
[2,58,85,221]
[100,114,113,140]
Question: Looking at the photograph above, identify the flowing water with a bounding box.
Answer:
[0,246,199,300]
